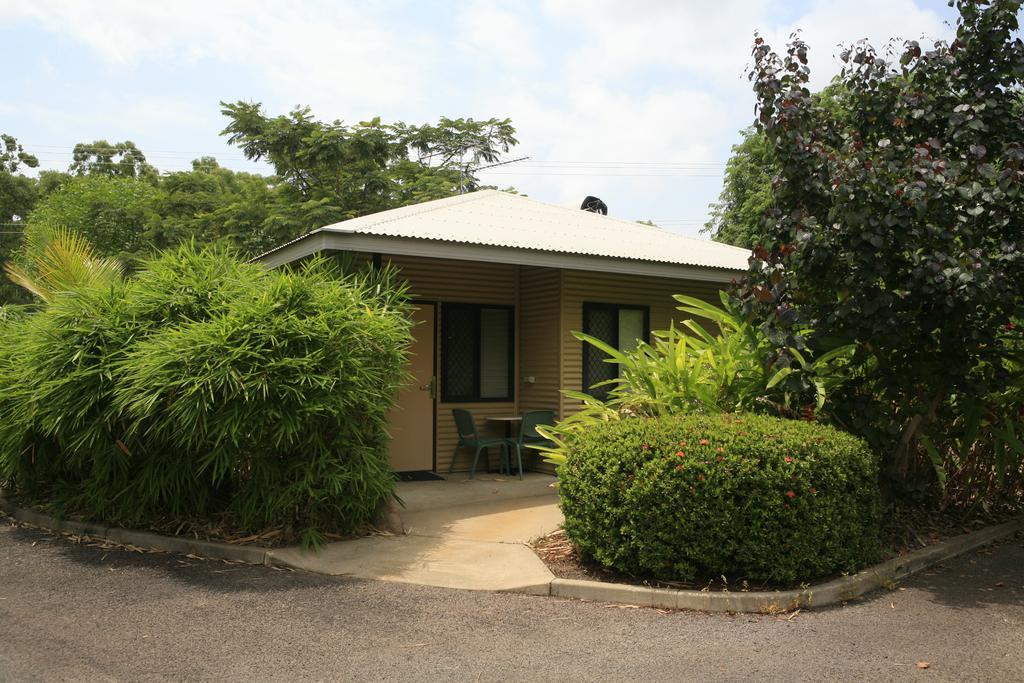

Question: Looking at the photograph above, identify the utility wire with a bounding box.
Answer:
[479,171,723,177]
[20,143,730,178]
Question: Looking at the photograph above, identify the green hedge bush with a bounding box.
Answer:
[0,245,413,548]
[558,413,881,583]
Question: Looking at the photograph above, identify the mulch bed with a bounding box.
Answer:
[531,505,1022,593]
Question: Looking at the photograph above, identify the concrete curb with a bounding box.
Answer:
[2,492,1020,612]
[539,517,1024,613]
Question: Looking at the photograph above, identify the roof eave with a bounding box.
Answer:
[255,231,744,283]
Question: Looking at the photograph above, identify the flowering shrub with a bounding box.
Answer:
[558,413,881,583]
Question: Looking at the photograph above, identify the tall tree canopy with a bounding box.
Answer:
[1,105,520,304]
[703,127,775,248]
[706,88,851,248]
[0,134,41,304]
[740,0,1024,486]
[28,175,161,270]
[69,140,157,180]
[0,134,39,224]
[151,158,288,256]
[220,102,518,221]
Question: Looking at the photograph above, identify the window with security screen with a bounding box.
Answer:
[582,303,650,400]
[441,303,514,402]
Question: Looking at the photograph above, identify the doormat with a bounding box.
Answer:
[397,471,446,482]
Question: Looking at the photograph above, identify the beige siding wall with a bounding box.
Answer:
[518,267,563,415]
[383,255,518,473]
[518,267,563,474]
[371,252,728,474]
[560,270,724,419]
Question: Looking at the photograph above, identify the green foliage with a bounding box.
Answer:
[27,175,161,269]
[923,336,1024,506]
[741,1,1024,491]
[0,303,27,323]
[0,134,40,305]
[1,105,519,305]
[3,225,124,301]
[0,245,413,548]
[557,413,881,583]
[537,293,854,471]
[150,158,291,256]
[705,87,851,249]
[70,140,157,180]
[0,133,39,176]
[703,127,775,248]
[220,101,518,219]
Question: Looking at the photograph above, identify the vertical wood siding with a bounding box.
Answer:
[518,267,563,474]
[370,252,729,474]
[383,255,518,473]
[518,266,563,415]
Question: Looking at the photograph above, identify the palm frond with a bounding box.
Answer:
[3,225,124,301]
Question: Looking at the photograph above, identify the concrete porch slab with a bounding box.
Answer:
[401,496,564,544]
[398,473,562,544]
[396,472,558,513]
[268,534,553,594]
[267,472,562,592]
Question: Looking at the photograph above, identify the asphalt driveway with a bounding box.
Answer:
[0,519,1021,682]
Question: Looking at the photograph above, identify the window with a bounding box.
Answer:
[582,303,650,400]
[441,304,514,402]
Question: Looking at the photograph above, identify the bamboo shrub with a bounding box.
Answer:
[0,245,413,548]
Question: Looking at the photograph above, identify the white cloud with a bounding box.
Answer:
[761,0,949,89]
[456,4,545,71]
[1,1,440,115]
[2,0,955,232]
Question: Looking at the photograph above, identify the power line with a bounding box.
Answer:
[23,143,727,166]
[23,143,251,158]
[514,161,727,167]
[478,171,723,177]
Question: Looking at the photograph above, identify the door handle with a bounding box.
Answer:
[419,376,436,400]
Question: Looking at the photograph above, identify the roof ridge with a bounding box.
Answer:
[497,191,751,254]
[354,190,495,231]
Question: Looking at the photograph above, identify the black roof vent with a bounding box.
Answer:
[580,196,608,215]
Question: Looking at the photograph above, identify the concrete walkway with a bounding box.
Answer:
[271,473,561,593]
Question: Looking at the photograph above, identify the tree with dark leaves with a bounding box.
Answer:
[740,0,1024,489]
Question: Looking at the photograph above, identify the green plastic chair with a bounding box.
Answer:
[448,409,509,478]
[504,410,556,480]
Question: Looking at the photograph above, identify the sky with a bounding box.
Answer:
[1,0,961,237]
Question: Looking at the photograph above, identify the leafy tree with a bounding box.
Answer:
[704,127,775,248]
[220,102,518,221]
[28,175,161,268]
[151,157,287,255]
[0,134,38,178]
[0,134,40,304]
[36,170,71,195]
[2,105,520,286]
[397,116,519,185]
[740,0,1024,487]
[70,140,157,181]
[706,87,852,248]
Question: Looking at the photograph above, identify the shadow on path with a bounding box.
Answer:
[899,532,1023,610]
[3,521,350,595]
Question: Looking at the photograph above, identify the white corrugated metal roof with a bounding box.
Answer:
[306,190,749,271]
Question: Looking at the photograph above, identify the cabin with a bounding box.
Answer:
[255,190,748,477]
